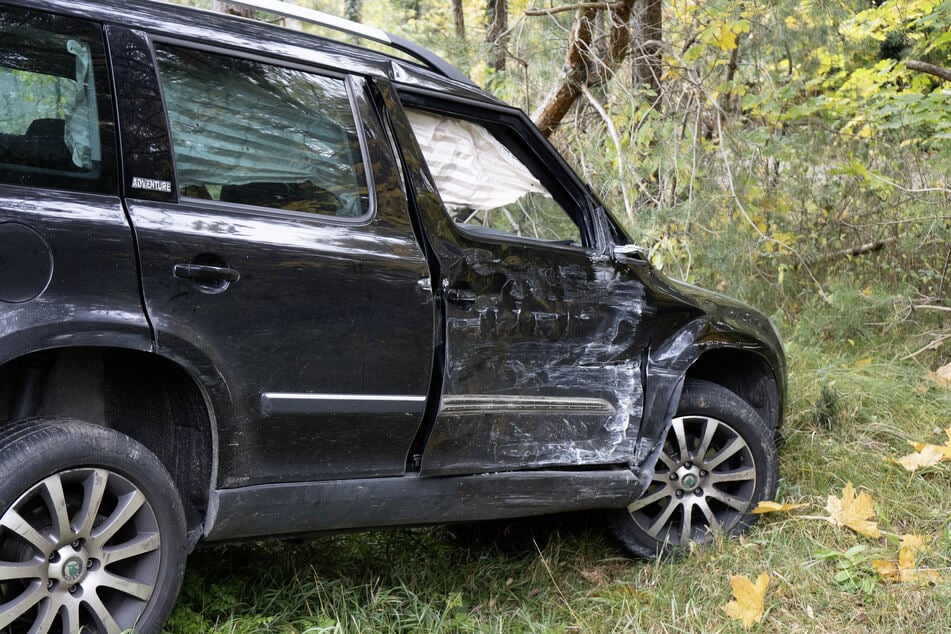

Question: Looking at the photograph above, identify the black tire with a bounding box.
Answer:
[0,418,187,633]
[610,380,778,558]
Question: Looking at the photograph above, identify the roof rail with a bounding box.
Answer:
[218,0,475,86]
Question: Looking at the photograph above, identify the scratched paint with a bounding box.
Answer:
[421,247,653,476]
[381,83,785,484]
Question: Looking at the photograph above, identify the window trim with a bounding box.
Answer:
[150,35,377,224]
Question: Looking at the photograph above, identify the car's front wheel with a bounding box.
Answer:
[611,380,778,558]
[0,418,187,633]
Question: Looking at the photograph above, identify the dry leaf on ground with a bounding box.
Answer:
[896,426,951,471]
[908,427,951,461]
[579,568,608,586]
[723,572,769,629]
[929,362,951,389]
[871,534,942,584]
[825,482,882,538]
[752,500,808,514]
[894,443,945,471]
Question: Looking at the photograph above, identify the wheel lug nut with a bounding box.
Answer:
[699,470,707,477]
[87,559,93,569]
[71,540,81,549]
[684,461,692,469]
[694,488,703,496]
[68,585,78,594]
[47,580,54,590]
[675,490,684,498]
[669,472,678,480]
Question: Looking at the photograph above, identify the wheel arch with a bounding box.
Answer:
[0,346,216,543]
[684,347,783,431]
[635,328,785,487]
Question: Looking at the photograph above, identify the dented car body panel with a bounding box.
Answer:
[0,0,785,546]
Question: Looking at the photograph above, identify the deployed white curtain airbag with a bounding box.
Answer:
[65,38,100,169]
[406,109,549,212]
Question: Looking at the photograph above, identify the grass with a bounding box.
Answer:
[165,299,951,633]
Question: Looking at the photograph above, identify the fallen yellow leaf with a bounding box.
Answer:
[871,558,899,579]
[872,534,942,584]
[723,572,769,629]
[899,534,926,567]
[894,444,944,471]
[930,362,951,389]
[752,501,808,514]
[825,482,882,538]
[901,427,951,466]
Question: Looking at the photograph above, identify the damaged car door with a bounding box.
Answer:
[397,97,655,477]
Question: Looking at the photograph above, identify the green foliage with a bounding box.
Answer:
[814,544,879,595]
[174,0,950,311]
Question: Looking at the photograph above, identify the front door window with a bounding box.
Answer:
[406,108,582,245]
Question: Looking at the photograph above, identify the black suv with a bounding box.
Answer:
[0,1,785,631]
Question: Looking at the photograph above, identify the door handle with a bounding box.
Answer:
[173,263,240,283]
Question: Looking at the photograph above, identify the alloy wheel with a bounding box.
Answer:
[627,414,758,546]
[0,468,162,634]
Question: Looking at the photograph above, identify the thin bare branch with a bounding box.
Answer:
[866,171,951,195]
[845,215,951,228]
[580,85,633,221]
[525,2,625,16]
[902,333,951,360]
[914,304,951,313]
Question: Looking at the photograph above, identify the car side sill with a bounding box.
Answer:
[204,469,643,542]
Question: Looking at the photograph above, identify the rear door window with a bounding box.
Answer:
[0,7,114,193]
[154,45,370,218]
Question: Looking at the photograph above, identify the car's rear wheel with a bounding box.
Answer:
[611,380,778,558]
[0,418,186,633]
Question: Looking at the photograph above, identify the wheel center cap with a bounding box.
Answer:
[680,473,699,489]
[61,556,85,584]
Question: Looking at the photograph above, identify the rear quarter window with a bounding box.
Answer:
[0,7,115,193]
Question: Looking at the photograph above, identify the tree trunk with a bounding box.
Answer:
[452,0,466,37]
[533,6,597,137]
[211,1,255,18]
[632,0,662,104]
[718,35,742,114]
[607,0,633,69]
[532,0,635,137]
[486,0,508,71]
[345,0,362,23]
[409,0,422,20]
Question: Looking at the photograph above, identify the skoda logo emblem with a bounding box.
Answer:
[681,473,699,489]
[62,557,85,584]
